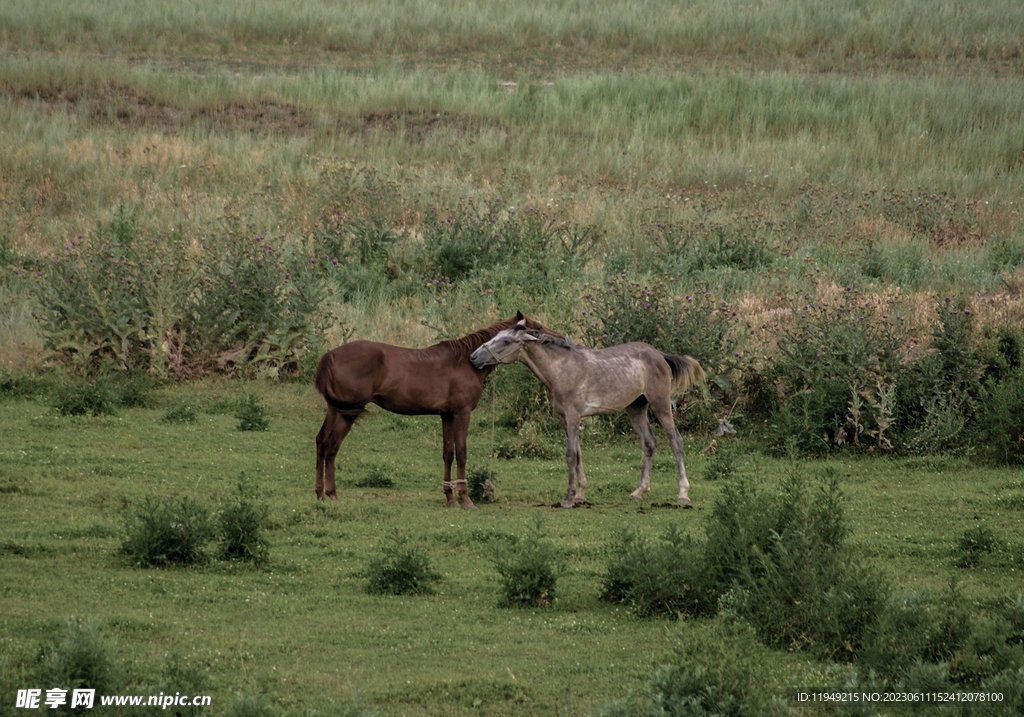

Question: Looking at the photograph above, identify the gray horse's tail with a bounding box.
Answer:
[663,354,706,394]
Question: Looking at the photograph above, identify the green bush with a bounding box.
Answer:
[121,496,215,567]
[492,522,559,608]
[956,525,998,568]
[762,286,907,456]
[235,393,269,432]
[50,376,118,417]
[590,622,789,717]
[226,693,277,717]
[600,525,716,619]
[162,398,198,424]
[467,467,497,504]
[218,479,270,565]
[35,619,120,706]
[362,534,441,596]
[32,205,330,377]
[140,653,208,717]
[355,468,394,488]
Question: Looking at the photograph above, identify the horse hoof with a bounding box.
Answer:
[560,500,575,509]
[462,502,478,511]
[678,498,692,509]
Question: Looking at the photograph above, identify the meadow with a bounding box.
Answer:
[3,0,1024,714]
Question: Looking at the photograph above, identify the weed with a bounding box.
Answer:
[600,525,715,619]
[35,618,120,704]
[235,393,269,432]
[467,467,497,504]
[218,478,270,566]
[956,525,998,568]
[226,693,276,717]
[362,533,441,596]
[162,398,198,424]
[492,520,559,608]
[121,496,215,568]
[355,468,394,489]
[50,376,117,417]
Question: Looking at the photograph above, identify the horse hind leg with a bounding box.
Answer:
[626,402,657,501]
[315,407,359,500]
[649,398,691,507]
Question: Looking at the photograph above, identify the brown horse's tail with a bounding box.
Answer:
[314,351,366,418]
[663,354,706,395]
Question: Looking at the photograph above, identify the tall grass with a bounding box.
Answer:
[2,0,1023,67]
[4,55,1024,258]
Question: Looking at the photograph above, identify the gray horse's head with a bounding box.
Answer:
[469,320,537,368]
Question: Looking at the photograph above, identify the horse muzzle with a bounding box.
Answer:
[470,346,497,368]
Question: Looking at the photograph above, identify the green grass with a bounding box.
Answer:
[1,385,1022,715]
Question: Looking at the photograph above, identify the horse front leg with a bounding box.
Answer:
[626,403,656,501]
[440,414,459,507]
[452,408,476,510]
[560,412,586,507]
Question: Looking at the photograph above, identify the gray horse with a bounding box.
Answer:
[470,320,705,508]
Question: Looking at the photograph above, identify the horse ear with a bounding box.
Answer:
[515,310,524,321]
[516,317,527,327]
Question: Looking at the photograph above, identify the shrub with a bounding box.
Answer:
[32,205,331,377]
[467,468,497,504]
[35,619,119,704]
[121,496,215,567]
[580,273,738,378]
[226,694,277,717]
[355,468,394,488]
[492,521,559,608]
[362,534,441,596]
[162,398,198,424]
[140,653,208,717]
[858,584,972,681]
[590,622,787,717]
[600,525,716,619]
[956,525,998,568]
[218,479,270,565]
[761,285,908,456]
[977,370,1024,464]
[704,447,737,481]
[50,376,117,417]
[235,393,269,432]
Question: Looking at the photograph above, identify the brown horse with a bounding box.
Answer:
[314,312,549,508]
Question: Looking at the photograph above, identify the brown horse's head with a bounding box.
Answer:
[469,317,568,368]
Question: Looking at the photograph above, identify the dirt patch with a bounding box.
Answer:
[9,81,316,136]
[356,109,500,142]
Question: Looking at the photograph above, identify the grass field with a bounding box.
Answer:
[4,1,1024,714]
[1,384,1022,716]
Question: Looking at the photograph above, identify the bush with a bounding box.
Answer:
[590,622,788,717]
[956,525,998,568]
[121,496,215,567]
[235,393,269,432]
[50,376,118,417]
[218,479,270,565]
[492,521,559,608]
[355,468,394,488]
[226,694,277,717]
[467,467,497,504]
[600,525,716,619]
[761,285,907,456]
[162,398,198,424]
[140,653,208,717]
[35,619,120,706]
[32,205,331,377]
[362,534,441,596]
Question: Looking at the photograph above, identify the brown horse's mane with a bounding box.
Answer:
[431,318,520,361]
